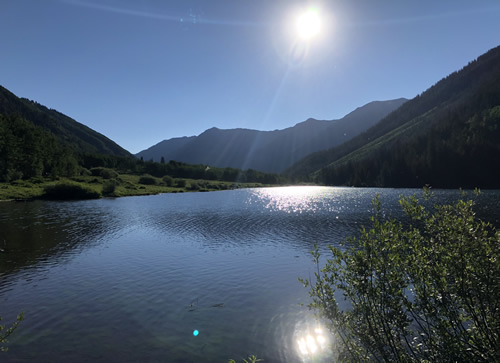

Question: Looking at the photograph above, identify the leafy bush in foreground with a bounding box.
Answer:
[301,189,500,362]
[43,182,101,200]
[228,355,262,363]
[1,312,24,352]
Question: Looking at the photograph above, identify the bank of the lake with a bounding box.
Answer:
[0,174,273,201]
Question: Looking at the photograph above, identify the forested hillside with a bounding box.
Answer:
[287,45,500,188]
[0,114,79,181]
[0,86,130,157]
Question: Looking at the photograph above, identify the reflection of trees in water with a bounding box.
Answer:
[0,200,117,277]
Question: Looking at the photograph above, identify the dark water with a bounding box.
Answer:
[1,187,499,362]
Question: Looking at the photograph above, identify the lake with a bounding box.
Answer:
[1,187,500,362]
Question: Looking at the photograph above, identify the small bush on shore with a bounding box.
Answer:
[138,175,157,185]
[102,180,117,196]
[43,182,101,200]
[175,179,186,188]
[90,167,118,179]
[162,175,174,186]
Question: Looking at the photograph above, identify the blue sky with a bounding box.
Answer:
[1,0,499,154]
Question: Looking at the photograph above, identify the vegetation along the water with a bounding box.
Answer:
[301,189,500,361]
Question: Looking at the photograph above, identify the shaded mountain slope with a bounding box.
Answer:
[0,86,130,157]
[137,98,407,173]
[286,45,500,188]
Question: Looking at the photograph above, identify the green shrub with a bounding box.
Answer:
[162,175,174,186]
[175,179,186,188]
[90,167,118,179]
[301,189,500,362]
[29,177,44,184]
[102,180,117,195]
[43,182,101,200]
[5,169,23,182]
[138,175,157,185]
[79,168,92,176]
[188,182,200,191]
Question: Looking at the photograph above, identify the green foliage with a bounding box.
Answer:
[102,180,117,196]
[0,114,79,182]
[162,175,174,186]
[90,167,118,179]
[175,179,186,188]
[43,182,101,200]
[0,312,24,352]
[228,355,262,363]
[138,174,157,185]
[302,191,500,361]
[188,181,201,191]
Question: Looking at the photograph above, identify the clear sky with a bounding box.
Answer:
[1,0,499,154]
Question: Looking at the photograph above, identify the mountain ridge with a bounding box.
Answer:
[137,98,407,173]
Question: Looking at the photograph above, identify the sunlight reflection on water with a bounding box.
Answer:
[291,320,334,362]
[248,186,342,214]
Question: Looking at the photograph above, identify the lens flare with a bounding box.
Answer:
[193,329,199,336]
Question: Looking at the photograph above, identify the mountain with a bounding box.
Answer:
[0,86,130,157]
[286,45,500,188]
[137,98,407,173]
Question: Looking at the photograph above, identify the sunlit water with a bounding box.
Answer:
[1,187,499,362]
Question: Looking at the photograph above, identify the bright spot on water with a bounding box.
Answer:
[193,330,199,336]
[250,186,331,214]
[296,326,329,357]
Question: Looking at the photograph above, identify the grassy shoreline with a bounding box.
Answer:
[0,174,269,201]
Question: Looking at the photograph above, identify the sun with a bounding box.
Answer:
[296,8,321,40]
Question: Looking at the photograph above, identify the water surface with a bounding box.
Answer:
[1,187,499,362]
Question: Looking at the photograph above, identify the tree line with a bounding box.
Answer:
[0,113,284,185]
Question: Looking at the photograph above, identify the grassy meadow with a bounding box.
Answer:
[0,173,266,201]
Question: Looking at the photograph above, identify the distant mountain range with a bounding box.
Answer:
[0,86,130,157]
[136,98,407,173]
[286,45,500,188]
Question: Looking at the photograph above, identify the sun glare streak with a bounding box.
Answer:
[62,0,263,27]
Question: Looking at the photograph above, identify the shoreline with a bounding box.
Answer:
[0,175,274,202]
